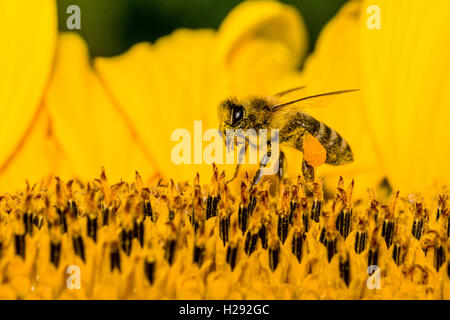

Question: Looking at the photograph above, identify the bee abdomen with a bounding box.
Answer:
[284,113,353,166]
[315,123,353,166]
[296,113,352,166]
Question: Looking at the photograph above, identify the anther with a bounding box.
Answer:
[411,218,424,240]
[238,181,250,234]
[277,214,290,244]
[238,205,249,234]
[311,200,322,223]
[249,192,257,216]
[289,201,297,226]
[141,188,153,221]
[259,223,268,249]
[110,242,121,272]
[392,243,401,266]
[14,233,26,260]
[133,220,144,247]
[436,207,442,221]
[144,200,153,221]
[87,215,98,243]
[269,242,280,271]
[69,200,78,218]
[326,236,338,262]
[72,235,86,262]
[381,192,399,249]
[120,228,133,256]
[206,165,220,220]
[50,241,61,268]
[244,230,259,256]
[191,174,202,227]
[168,209,175,221]
[33,215,44,229]
[319,227,327,246]
[311,181,324,223]
[193,245,205,266]
[368,248,379,267]
[226,243,238,271]
[411,199,425,240]
[164,238,177,265]
[102,207,110,226]
[23,212,34,235]
[206,195,219,220]
[291,231,305,263]
[434,245,446,271]
[56,207,68,234]
[219,215,230,246]
[301,211,310,233]
[381,219,395,248]
[145,259,156,285]
[339,253,351,287]
[447,218,450,238]
[354,230,367,254]
[436,195,447,221]
[367,188,379,221]
[336,209,352,239]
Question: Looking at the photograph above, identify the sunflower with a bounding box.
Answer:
[2,0,450,194]
[0,1,56,189]
[0,0,310,190]
[0,0,449,301]
[301,0,450,193]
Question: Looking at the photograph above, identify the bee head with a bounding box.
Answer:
[218,97,272,136]
[218,98,245,135]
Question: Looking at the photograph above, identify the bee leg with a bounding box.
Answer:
[227,163,240,184]
[302,159,315,183]
[227,143,246,183]
[278,150,286,181]
[252,151,271,186]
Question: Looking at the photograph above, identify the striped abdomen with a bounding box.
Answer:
[281,112,353,165]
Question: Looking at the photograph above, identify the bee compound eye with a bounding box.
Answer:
[231,105,244,125]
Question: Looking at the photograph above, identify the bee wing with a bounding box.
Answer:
[272,89,359,113]
[274,86,307,97]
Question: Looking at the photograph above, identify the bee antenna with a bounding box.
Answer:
[272,89,359,110]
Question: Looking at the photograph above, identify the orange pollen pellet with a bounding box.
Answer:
[303,134,326,167]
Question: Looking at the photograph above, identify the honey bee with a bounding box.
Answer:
[218,87,358,185]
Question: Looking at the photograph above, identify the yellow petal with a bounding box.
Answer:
[45,33,154,183]
[95,1,309,184]
[215,0,309,115]
[95,30,218,183]
[361,0,450,191]
[215,0,308,67]
[0,108,71,191]
[298,1,383,193]
[0,1,57,172]
[226,38,302,98]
